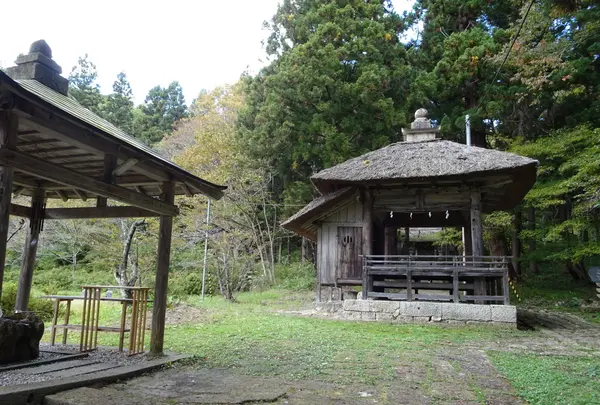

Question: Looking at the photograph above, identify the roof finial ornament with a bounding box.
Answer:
[402,108,440,142]
[29,40,52,59]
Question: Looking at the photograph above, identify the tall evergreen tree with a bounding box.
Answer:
[134,81,188,145]
[239,0,411,202]
[102,72,134,134]
[68,54,104,115]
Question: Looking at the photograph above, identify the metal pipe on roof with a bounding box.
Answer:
[465,114,472,146]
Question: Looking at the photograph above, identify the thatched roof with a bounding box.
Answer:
[281,187,357,240]
[312,139,537,193]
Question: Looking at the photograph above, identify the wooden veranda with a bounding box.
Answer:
[0,41,226,354]
[362,255,510,304]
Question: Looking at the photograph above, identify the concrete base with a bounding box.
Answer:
[316,300,516,326]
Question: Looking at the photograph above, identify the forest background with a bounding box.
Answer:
[1,0,599,311]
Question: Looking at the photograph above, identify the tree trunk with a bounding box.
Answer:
[115,219,145,298]
[526,207,539,274]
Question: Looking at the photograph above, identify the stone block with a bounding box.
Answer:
[314,302,343,313]
[343,299,370,312]
[413,316,432,323]
[392,315,413,323]
[441,303,492,321]
[361,312,377,321]
[370,300,400,314]
[375,313,394,321]
[400,301,442,318]
[490,305,517,323]
[430,316,442,322]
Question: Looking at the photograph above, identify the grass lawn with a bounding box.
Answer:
[47,289,599,404]
[491,353,600,405]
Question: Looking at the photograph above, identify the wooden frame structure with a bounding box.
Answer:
[282,109,537,305]
[0,41,226,355]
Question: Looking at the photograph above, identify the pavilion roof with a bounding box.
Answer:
[0,71,226,200]
[311,139,537,194]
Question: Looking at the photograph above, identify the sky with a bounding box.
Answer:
[1,0,414,105]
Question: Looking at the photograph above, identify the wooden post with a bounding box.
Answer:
[97,154,117,207]
[15,188,45,311]
[0,111,17,301]
[526,207,539,274]
[361,189,373,300]
[403,226,410,254]
[150,181,174,355]
[470,189,485,302]
[384,227,396,258]
[512,208,522,277]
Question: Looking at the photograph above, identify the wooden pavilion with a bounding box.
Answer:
[282,109,538,304]
[0,40,226,354]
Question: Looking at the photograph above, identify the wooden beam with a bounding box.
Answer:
[151,181,175,355]
[112,158,139,176]
[17,138,58,147]
[0,148,179,216]
[362,188,373,300]
[181,183,193,197]
[73,189,88,202]
[45,206,160,219]
[134,186,146,195]
[0,111,17,300]
[22,145,78,154]
[15,188,45,311]
[97,154,117,207]
[10,203,31,218]
[55,189,69,202]
[12,186,24,196]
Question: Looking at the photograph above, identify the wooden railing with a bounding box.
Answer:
[362,255,510,305]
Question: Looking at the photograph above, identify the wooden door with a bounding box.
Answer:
[337,227,363,281]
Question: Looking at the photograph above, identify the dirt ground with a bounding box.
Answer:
[45,309,599,405]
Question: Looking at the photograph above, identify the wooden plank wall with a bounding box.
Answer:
[317,199,363,285]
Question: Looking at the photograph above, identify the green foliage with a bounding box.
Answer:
[134,81,188,145]
[275,262,316,291]
[101,72,134,134]
[512,126,600,267]
[68,54,104,115]
[0,283,54,321]
[239,0,411,198]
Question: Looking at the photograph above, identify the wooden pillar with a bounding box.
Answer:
[150,181,175,355]
[384,227,397,257]
[402,227,410,254]
[97,154,117,207]
[361,189,373,300]
[470,189,485,301]
[15,188,45,311]
[0,111,17,301]
[512,208,522,277]
[463,225,473,256]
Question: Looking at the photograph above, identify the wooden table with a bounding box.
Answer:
[42,286,151,355]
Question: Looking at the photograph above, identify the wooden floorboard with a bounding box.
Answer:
[48,362,120,379]
[21,359,99,375]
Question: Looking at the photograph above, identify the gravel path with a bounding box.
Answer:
[0,344,150,387]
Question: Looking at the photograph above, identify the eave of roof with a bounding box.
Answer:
[281,187,357,240]
[311,139,538,194]
[0,71,226,200]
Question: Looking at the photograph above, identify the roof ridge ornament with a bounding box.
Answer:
[5,40,69,96]
[401,108,440,142]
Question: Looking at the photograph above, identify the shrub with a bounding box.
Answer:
[0,282,54,321]
[275,262,316,291]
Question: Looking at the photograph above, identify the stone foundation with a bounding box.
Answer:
[315,299,516,326]
[0,312,44,364]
